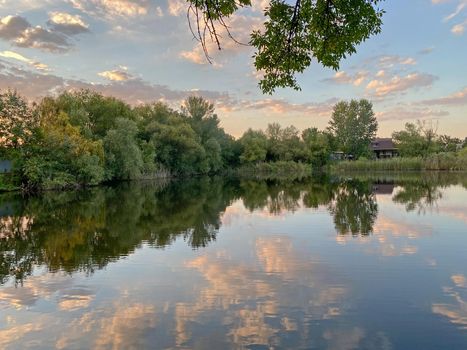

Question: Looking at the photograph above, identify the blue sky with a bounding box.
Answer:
[0,0,466,137]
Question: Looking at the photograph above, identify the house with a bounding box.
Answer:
[0,160,12,174]
[372,183,395,195]
[370,138,398,159]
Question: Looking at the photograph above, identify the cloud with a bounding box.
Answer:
[420,87,467,106]
[0,60,230,105]
[98,67,133,81]
[376,106,449,121]
[451,19,467,34]
[0,50,49,70]
[70,0,151,18]
[48,11,89,35]
[366,72,438,97]
[433,0,467,35]
[376,55,417,68]
[0,15,30,40]
[323,71,368,86]
[0,14,88,52]
[167,0,186,16]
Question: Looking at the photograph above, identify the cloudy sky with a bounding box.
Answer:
[0,0,466,137]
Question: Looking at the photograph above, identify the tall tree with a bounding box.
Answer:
[328,99,378,158]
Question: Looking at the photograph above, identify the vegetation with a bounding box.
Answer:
[0,90,244,190]
[328,99,377,158]
[186,0,384,93]
[332,123,467,172]
[1,89,466,192]
[0,89,370,191]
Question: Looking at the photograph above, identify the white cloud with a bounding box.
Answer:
[366,72,438,97]
[0,50,49,70]
[451,19,467,34]
[98,67,133,81]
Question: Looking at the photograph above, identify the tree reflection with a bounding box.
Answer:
[0,173,462,285]
[328,180,378,235]
[392,182,442,213]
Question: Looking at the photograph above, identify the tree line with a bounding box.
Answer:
[1,89,466,190]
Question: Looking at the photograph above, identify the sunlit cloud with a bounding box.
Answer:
[375,105,449,121]
[98,66,133,81]
[70,0,151,18]
[0,50,49,70]
[48,11,89,35]
[420,87,467,106]
[366,72,438,97]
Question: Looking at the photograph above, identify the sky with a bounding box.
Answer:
[0,0,466,138]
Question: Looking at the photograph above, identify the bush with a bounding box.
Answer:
[233,161,312,179]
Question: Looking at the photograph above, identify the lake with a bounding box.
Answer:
[1,173,467,349]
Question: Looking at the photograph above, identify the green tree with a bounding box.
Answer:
[265,123,306,162]
[0,90,38,150]
[302,127,332,167]
[104,118,144,180]
[187,0,384,93]
[22,110,105,189]
[239,129,268,163]
[328,99,378,158]
[392,121,440,157]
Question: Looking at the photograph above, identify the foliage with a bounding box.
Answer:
[239,129,268,163]
[392,121,441,157]
[328,99,377,158]
[251,0,384,93]
[302,127,333,167]
[234,160,312,179]
[0,90,38,149]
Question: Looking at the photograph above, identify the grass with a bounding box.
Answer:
[0,173,19,192]
[330,152,467,172]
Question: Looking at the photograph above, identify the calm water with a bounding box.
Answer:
[1,174,467,349]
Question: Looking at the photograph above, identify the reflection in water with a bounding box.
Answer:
[0,174,467,349]
[0,174,465,285]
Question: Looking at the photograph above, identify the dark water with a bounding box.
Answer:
[1,173,467,349]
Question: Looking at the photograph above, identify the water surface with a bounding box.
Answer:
[1,174,467,349]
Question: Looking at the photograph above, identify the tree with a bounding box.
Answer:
[0,90,38,150]
[302,127,332,167]
[392,121,440,157]
[239,129,268,163]
[104,118,144,180]
[328,99,377,158]
[186,0,384,93]
[21,109,105,189]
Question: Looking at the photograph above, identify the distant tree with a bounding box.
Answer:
[186,0,384,93]
[104,118,144,180]
[265,123,305,161]
[239,129,268,163]
[0,90,38,149]
[438,135,461,152]
[302,127,332,167]
[392,121,441,157]
[328,99,378,158]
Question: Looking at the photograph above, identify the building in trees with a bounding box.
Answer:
[370,138,398,159]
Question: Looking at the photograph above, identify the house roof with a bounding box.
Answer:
[370,138,397,151]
